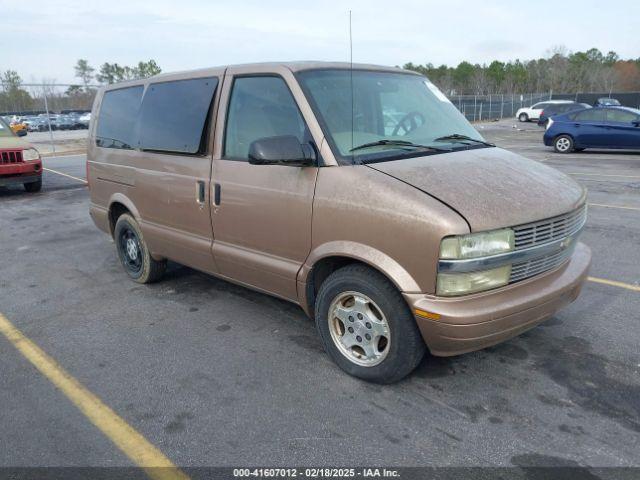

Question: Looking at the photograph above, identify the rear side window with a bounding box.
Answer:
[96,86,143,149]
[606,109,638,123]
[573,109,606,122]
[138,77,218,154]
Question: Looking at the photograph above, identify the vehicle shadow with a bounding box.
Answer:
[0,186,36,198]
[562,149,640,156]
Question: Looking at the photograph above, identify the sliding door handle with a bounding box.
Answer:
[196,180,206,204]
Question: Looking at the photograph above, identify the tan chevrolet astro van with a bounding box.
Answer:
[88,62,591,383]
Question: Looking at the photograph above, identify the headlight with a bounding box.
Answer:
[546,118,554,130]
[437,265,511,296]
[437,229,515,296]
[22,148,40,161]
[439,229,514,259]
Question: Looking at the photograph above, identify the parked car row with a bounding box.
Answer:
[514,97,640,153]
[1,112,92,133]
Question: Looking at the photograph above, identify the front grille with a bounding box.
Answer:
[510,245,575,283]
[1,150,23,164]
[508,204,586,284]
[513,204,587,250]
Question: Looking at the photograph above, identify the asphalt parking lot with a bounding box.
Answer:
[1,121,639,475]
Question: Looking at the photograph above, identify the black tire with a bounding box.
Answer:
[24,177,42,192]
[518,113,529,122]
[114,213,166,283]
[315,264,426,383]
[554,134,574,153]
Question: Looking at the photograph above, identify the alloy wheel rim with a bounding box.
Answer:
[328,291,390,367]
[557,138,570,151]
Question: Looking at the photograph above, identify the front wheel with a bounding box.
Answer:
[114,213,166,283]
[24,177,42,192]
[315,264,426,383]
[554,135,574,153]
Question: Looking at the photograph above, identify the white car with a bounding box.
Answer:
[516,100,574,122]
[79,112,91,129]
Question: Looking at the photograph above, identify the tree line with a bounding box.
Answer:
[403,47,640,95]
[4,47,640,113]
[0,59,161,113]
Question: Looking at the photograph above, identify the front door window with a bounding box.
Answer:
[224,76,307,160]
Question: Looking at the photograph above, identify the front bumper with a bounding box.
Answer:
[403,242,591,356]
[0,161,42,187]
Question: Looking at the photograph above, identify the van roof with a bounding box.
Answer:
[102,61,416,91]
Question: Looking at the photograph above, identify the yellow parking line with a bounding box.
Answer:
[569,172,640,179]
[588,203,640,212]
[0,313,189,480]
[43,167,88,185]
[588,277,640,292]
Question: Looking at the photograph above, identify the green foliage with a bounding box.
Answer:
[65,85,83,95]
[96,60,162,84]
[403,47,640,94]
[74,59,95,89]
[0,70,34,112]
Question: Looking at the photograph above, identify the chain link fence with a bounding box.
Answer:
[448,91,640,122]
[448,93,553,122]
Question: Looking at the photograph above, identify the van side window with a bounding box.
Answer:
[224,76,306,160]
[96,86,143,149]
[138,77,218,154]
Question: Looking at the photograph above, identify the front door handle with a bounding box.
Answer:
[213,183,221,206]
[196,180,206,204]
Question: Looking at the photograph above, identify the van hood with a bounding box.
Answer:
[366,147,586,232]
[0,136,32,150]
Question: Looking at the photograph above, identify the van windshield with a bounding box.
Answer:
[296,69,488,164]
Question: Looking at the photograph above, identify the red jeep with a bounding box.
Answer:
[0,116,42,192]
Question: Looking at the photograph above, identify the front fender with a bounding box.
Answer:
[299,240,422,293]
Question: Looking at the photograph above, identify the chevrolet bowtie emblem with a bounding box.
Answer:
[561,237,573,249]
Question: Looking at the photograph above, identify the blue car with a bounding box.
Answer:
[543,106,640,153]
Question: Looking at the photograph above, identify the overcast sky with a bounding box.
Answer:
[3,0,639,84]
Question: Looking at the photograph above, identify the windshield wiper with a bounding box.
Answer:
[433,134,494,147]
[349,139,449,152]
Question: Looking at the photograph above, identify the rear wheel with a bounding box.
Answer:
[554,135,574,153]
[114,213,166,283]
[518,113,529,122]
[315,264,425,383]
[24,177,42,192]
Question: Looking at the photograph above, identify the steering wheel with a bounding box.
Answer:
[392,111,426,137]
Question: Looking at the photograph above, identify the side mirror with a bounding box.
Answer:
[248,135,315,166]
[16,129,27,137]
